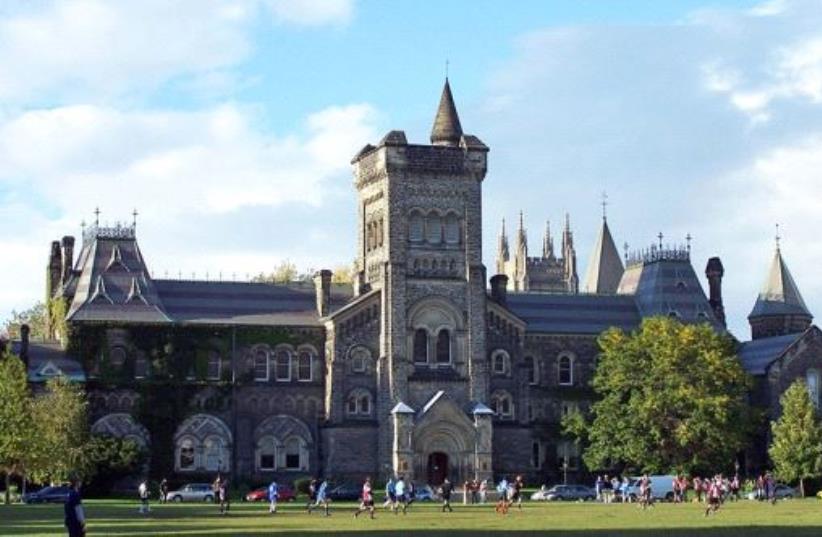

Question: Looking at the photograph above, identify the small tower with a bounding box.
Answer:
[542,221,554,260]
[562,214,579,293]
[496,218,510,276]
[748,241,812,340]
[705,257,726,328]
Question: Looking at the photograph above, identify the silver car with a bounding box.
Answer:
[167,483,215,502]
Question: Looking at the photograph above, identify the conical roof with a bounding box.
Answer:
[749,248,811,318]
[582,219,624,294]
[430,78,463,146]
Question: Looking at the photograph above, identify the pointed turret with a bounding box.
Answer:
[430,78,463,147]
[496,218,510,275]
[749,244,812,339]
[562,213,579,293]
[542,220,554,260]
[582,218,624,294]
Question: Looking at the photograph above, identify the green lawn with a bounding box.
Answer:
[2,499,822,536]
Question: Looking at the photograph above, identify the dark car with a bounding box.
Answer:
[245,485,296,502]
[22,486,73,504]
[531,484,596,502]
[327,482,362,501]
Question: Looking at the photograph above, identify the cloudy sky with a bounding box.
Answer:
[1,0,820,339]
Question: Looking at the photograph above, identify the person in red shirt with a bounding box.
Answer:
[354,476,376,520]
[705,476,722,516]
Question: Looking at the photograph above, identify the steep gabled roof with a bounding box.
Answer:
[430,78,463,146]
[582,219,624,294]
[749,248,811,319]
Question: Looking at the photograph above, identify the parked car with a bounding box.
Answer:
[746,484,798,500]
[245,485,296,502]
[531,484,596,501]
[327,482,362,501]
[166,483,215,502]
[625,475,678,501]
[22,486,73,504]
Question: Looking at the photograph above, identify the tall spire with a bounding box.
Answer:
[542,220,554,259]
[430,78,463,147]
[496,218,510,275]
[749,241,812,339]
[582,218,624,294]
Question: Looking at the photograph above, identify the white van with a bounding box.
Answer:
[626,475,677,501]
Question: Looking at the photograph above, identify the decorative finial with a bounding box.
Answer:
[94,207,100,226]
[501,217,506,234]
[445,59,449,79]
[623,242,629,263]
[601,191,608,221]
[132,208,138,228]
[686,233,692,253]
[775,223,781,251]
[565,212,570,230]
[657,232,664,250]
[519,210,524,230]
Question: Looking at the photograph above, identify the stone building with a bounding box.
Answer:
[21,79,819,485]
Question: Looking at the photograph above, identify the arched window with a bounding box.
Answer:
[284,437,303,470]
[435,329,451,364]
[254,349,269,381]
[426,213,442,244]
[413,329,429,363]
[134,354,148,379]
[297,350,313,382]
[110,346,127,368]
[350,347,369,373]
[492,350,509,375]
[491,391,514,419]
[524,356,537,385]
[558,353,574,386]
[275,349,291,381]
[203,436,226,471]
[807,370,820,408]
[256,436,277,471]
[444,213,460,244]
[346,389,373,417]
[207,351,221,380]
[178,437,196,470]
[409,211,424,242]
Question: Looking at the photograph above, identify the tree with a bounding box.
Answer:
[28,377,90,483]
[3,302,48,340]
[0,353,32,504]
[769,380,822,497]
[252,260,305,283]
[331,263,356,284]
[564,316,751,475]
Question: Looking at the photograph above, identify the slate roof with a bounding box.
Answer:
[737,332,804,375]
[430,78,463,146]
[10,340,85,382]
[581,219,624,294]
[749,248,812,319]
[505,293,641,335]
[154,279,351,326]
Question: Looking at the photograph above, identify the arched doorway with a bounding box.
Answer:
[427,452,449,485]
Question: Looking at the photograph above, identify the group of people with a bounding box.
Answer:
[383,475,416,514]
[494,475,525,514]
[460,478,490,504]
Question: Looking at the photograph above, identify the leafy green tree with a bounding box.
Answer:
[85,435,144,493]
[564,316,751,475]
[769,380,822,497]
[3,302,48,340]
[28,377,90,483]
[0,353,32,504]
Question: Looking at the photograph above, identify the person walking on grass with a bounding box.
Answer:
[638,474,653,510]
[138,479,150,514]
[160,478,169,504]
[218,476,230,515]
[268,479,279,514]
[395,475,408,515]
[705,476,722,516]
[353,477,375,519]
[384,476,397,512]
[440,478,454,512]
[306,478,318,513]
[65,476,86,537]
[512,476,524,510]
[495,477,509,514]
[308,478,330,516]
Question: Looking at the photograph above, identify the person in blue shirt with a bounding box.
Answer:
[268,480,279,514]
[308,478,330,516]
[383,477,396,512]
[394,476,408,515]
[495,477,510,514]
[64,476,86,537]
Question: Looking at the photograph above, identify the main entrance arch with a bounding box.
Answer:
[427,452,449,485]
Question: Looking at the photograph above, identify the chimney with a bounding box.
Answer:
[20,324,30,369]
[61,236,75,286]
[47,240,62,298]
[490,274,509,305]
[313,269,332,317]
[705,257,726,327]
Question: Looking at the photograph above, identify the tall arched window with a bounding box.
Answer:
[256,436,277,471]
[350,347,369,373]
[435,330,451,364]
[409,211,424,242]
[134,355,148,379]
[426,213,442,244]
[413,329,429,363]
[524,356,537,385]
[284,437,303,470]
[110,346,127,368]
[492,350,509,375]
[558,353,574,386]
[444,213,460,244]
[807,370,820,408]
[297,350,313,382]
[203,436,226,471]
[275,350,291,381]
[254,349,269,381]
[346,389,373,417]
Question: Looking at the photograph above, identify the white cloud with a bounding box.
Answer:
[0,0,354,103]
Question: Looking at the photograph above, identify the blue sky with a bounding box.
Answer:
[1,0,820,340]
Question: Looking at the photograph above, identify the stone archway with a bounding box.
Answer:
[427,452,449,485]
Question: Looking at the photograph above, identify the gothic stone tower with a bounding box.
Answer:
[349,79,491,483]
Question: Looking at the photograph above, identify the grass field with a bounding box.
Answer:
[2,499,822,536]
